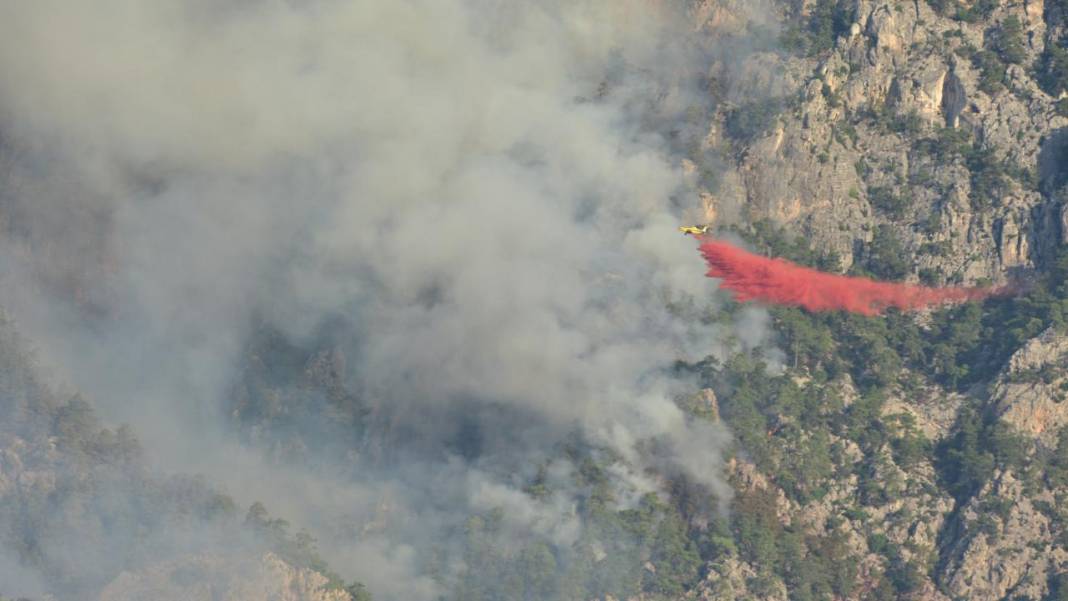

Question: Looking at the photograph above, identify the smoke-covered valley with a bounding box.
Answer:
[0,1,779,598]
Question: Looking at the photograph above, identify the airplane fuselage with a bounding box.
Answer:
[678,225,709,236]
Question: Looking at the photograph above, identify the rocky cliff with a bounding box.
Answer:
[98,553,352,601]
[675,1,1068,600]
[698,0,1068,283]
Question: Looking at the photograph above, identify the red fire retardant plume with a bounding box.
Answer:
[698,238,1001,316]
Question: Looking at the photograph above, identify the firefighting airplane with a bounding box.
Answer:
[678,225,709,236]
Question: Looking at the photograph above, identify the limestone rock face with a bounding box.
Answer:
[98,553,352,601]
[702,0,1068,284]
[687,556,787,601]
[994,327,1068,446]
[940,472,1067,600]
[883,386,963,441]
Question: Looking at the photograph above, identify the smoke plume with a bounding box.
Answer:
[0,1,790,598]
[698,238,1003,315]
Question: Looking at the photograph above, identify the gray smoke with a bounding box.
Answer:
[0,1,778,598]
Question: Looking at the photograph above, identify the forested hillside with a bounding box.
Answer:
[2,1,1068,600]
[0,312,367,599]
[686,0,1068,598]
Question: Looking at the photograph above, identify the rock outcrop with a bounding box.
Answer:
[702,0,1068,283]
[688,556,787,601]
[98,553,352,601]
[941,471,1067,600]
[994,327,1068,446]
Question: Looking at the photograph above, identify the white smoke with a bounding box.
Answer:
[0,1,774,598]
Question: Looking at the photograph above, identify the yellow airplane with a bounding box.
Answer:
[678,225,709,236]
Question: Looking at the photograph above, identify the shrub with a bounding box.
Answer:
[807,0,856,56]
[929,0,997,22]
[725,99,784,144]
[973,49,1008,94]
[868,186,910,218]
[1037,42,1068,97]
[865,225,911,281]
[992,16,1027,65]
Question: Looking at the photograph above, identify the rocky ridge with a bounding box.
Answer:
[678,1,1068,599]
[98,553,351,601]
[698,0,1068,283]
